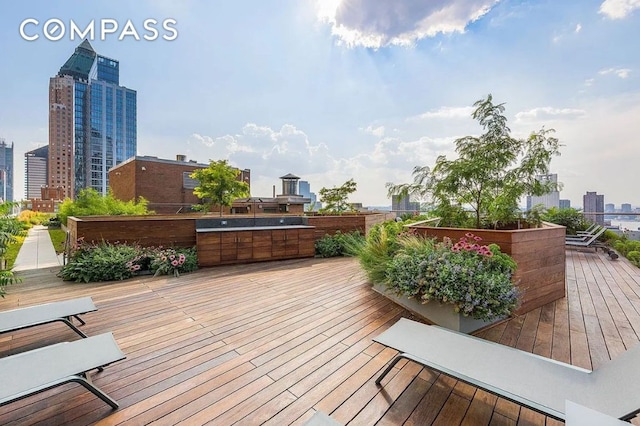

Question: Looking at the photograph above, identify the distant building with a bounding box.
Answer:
[605,203,616,220]
[391,195,420,214]
[25,145,49,199]
[49,40,136,199]
[559,199,571,209]
[109,155,250,214]
[621,203,633,220]
[298,180,318,211]
[583,191,605,225]
[0,139,14,202]
[526,174,559,210]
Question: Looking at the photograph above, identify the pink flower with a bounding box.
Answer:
[473,235,482,241]
[465,232,474,239]
[171,260,179,266]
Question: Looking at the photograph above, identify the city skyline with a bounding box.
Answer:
[1,1,639,206]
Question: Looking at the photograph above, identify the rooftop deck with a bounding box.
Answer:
[1,250,639,425]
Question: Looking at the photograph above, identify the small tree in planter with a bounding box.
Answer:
[318,178,357,214]
[388,94,562,229]
[191,160,250,215]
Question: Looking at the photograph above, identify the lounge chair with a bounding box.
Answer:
[0,332,126,409]
[565,227,618,259]
[0,296,96,338]
[565,225,606,242]
[373,318,640,421]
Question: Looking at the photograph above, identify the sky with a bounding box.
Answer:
[0,0,639,208]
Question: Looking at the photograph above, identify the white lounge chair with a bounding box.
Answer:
[0,296,96,338]
[0,332,126,409]
[373,318,640,421]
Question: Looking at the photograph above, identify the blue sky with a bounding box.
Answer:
[1,0,639,207]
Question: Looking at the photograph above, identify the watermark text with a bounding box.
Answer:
[20,18,178,41]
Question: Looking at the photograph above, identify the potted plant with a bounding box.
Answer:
[366,229,518,332]
[382,95,567,316]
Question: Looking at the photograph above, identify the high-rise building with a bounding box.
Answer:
[298,180,318,211]
[25,145,49,199]
[49,40,136,199]
[392,195,420,213]
[621,203,633,220]
[0,139,14,202]
[559,199,571,209]
[526,174,559,210]
[583,191,605,225]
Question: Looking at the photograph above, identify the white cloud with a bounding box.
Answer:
[575,23,582,32]
[599,0,640,19]
[362,125,386,137]
[407,106,475,121]
[584,78,595,87]
[514,107,587,122]
[317,0,499,48]
[598,67,632,78]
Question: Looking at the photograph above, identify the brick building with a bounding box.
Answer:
[109,155,251,214]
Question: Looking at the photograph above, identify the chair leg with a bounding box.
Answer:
[376,353,411,385]
[73,373,119,409]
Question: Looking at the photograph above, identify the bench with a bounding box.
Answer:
[0,332,126,409]
[0,296,97,338]
[373,318,640,421]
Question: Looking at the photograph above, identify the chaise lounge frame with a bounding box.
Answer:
[373,318,640,421]
[0,296,97,338]
[0,332,126,409]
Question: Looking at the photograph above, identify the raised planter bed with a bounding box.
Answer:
[407,222,566,315]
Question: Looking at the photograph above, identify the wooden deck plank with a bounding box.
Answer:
[1,252,640,425]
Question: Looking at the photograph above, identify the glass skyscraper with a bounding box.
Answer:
[49,40,136,198]
[0,139,14,202]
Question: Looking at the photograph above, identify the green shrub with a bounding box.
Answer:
[627,251,640,267]
[541,207,590,235]
[315,231,364,258]
[59,241,198,282]
[150,247,198,277]
[348,220,408,283]
[57,188,152,226]
[385,233,519,321]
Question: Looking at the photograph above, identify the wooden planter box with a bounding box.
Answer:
[408,222,566,315]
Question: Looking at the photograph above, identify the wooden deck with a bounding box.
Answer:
[1,249,639,425]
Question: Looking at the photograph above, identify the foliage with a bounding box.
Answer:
[46,216,61,228]
[57,188,151,226]
[17,210,53,226]
[3,235,25,270]
[48,228,67,254]
[150,247,198,277]
[346,219,409,284]
[59,241,198,282]
[190,160,250,215]
[387,94,562,229]
[0,202,24,297]
[385,233,519,321]
[612,238,640,267]
[318,179,357,214]
[315,231,365,258]
[541,207,590,235]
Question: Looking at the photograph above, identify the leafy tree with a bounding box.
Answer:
[0,202,24,297]
[388,94,561,229]
[318,179,357,214]
[190,160,250,215]
[58,188,151,226]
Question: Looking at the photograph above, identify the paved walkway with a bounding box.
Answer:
[12,225,63,271]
